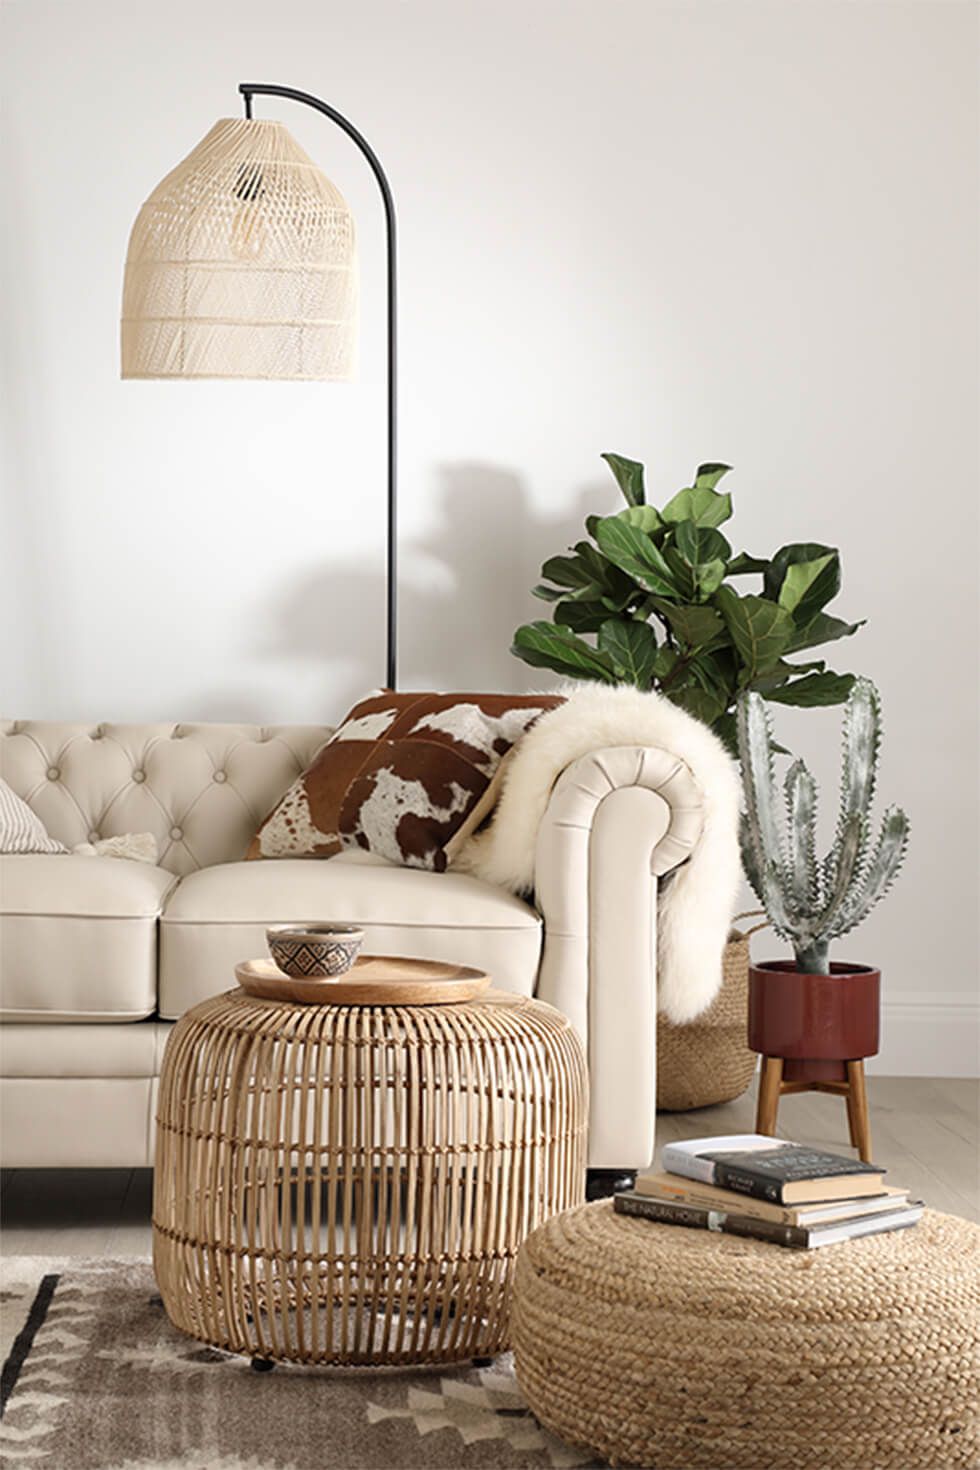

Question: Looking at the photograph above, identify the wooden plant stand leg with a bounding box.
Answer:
[845,1060,873,1162]
[754,1056,873,1159]
[755,1056,784,1136]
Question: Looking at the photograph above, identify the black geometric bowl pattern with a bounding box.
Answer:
[267,931,363,978]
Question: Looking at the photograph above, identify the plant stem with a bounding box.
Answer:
[659,647,697,690]
[795,940,830,974]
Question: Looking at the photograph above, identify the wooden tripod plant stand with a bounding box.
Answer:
[755,1056,873,1162]
[748,961,881,1164]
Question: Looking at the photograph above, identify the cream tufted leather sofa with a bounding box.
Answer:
[0,720,705,1172]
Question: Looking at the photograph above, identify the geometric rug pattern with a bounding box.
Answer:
[0,1259,598,1469]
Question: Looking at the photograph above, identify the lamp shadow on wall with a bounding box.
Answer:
[258,462,612,711]
[403,463,611,693]
[187,462,612,719]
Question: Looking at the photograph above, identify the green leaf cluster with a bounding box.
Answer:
[511,455,863,750]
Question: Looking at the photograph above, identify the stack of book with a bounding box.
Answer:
[615,1133,923,1249]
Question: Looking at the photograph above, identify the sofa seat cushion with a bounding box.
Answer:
[159,851,542,1018]
[0,855,177,1021]
[0,1020,172,1077]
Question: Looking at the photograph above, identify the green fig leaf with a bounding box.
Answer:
[661,484,733,529]
[764,542,836,601]
[752,657,827,693]
[650,600,727,652]
[667,678,729,726]
[511,622,618,682]
[618,504,663,533]
[540,553,596,590]
[766,671,856,707]
[673,521,732,568]
[594,517,679,596]
[727,552,769,575]
[572,542,636,603]
[555,600,613,633]
[694,463,732,491]
[695,558,727,600]
[662,545,696,600]
[778,552,840,628]
[687,651,735,707]
[785,612,865,653]
[600,452,646,507]
[597,618,659,688]
[573,541,610,577]
[653,645,680,679]
[715,587,795,676]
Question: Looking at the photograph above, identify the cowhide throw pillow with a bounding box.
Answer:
[246,690,564,872]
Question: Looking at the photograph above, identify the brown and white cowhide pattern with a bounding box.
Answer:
[247,691,564,871]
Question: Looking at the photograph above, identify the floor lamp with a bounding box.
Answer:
[121,82,399,689]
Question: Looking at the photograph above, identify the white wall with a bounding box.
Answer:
[2,0,977,1073]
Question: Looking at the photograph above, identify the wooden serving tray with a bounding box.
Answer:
[234,955,490,1007]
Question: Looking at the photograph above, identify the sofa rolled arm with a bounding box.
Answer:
[533,745,704,1170]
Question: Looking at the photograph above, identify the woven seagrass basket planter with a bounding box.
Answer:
[656,911,765,1111]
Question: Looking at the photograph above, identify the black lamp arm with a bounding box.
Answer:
[239,82,398,691]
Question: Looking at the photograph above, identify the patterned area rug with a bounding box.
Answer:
[0,1259,598,1469]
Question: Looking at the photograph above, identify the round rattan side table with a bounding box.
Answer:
[153,985,587,1367]
[512,1200,980,1470]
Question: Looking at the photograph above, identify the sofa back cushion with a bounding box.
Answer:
[0,722,333,876]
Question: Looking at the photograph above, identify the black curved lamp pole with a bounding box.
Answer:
[240,82,398,690]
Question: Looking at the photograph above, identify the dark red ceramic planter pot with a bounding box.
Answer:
[748,960,880,1085]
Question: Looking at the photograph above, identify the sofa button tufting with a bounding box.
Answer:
[170,826,183,841]
[213,770,227,783]
[132,770,146,783]
[47,767,60,781]
[88,831,100,843]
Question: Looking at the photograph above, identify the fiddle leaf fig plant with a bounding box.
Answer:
[512,455,863,750]
[737,680,910,973]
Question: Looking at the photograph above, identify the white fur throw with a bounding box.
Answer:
[455,683,741,1023]
[73,832,159,863]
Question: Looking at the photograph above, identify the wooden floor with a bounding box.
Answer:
[1,1076,976,1256]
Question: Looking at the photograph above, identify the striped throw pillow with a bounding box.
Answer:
[0,778,67,854]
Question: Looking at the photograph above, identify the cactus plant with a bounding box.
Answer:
[737,678,909,974]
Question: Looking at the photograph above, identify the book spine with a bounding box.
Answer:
[615,1193,807,1248]
[659,1146,717,1185]
[711,1161,786,1204]
[718,1214,806,1248]
[615,1194,710,1230]
[637,1178,796,1224]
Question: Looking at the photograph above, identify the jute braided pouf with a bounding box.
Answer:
[154,988,587,1366]
[512,1200,980,1470]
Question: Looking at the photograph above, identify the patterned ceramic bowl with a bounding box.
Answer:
[266,924,364,979]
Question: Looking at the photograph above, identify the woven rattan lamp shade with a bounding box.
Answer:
[121,118,357,380]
